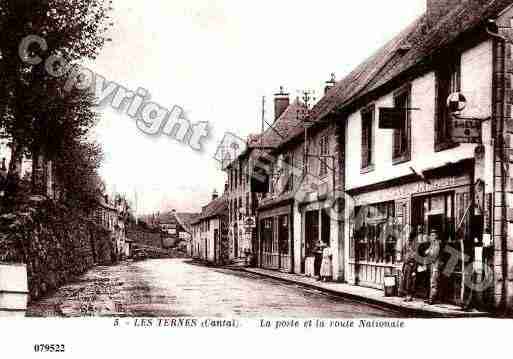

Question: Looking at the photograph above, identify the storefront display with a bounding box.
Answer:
[347,161,478,305]
[258,203,293,272]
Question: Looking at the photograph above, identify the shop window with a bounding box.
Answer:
[361,105,375,172]
[261,218,274,253]
[279,215,289,255]
[435,53,460,151]
[393,84,411,163]
[351,201,398,263]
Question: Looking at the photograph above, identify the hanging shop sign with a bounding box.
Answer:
[378,107,406,129]
[244,216,256,228]
[447,92,467,113]
[451,117,482,144]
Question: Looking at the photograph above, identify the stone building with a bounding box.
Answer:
[191,190,229,265]
[304,0,513,310]
[255,84,346,278]
[94,194,129,261]
[155,210,200,249]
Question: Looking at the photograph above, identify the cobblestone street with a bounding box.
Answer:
[27,259,402,318]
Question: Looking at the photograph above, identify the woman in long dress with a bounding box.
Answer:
[320,242,333,282]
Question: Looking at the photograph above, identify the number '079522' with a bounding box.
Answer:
[33,344,66,353]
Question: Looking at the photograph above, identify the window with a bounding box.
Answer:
[435,53,460,150]
[319,136,329,177]
[351,202,397,264]
[278,215,289,255]
[261,218,274,254]
[283,154,294,193]
[393,84,412,163]
[361,105,375,171]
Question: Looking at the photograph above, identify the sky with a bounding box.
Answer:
[90,0,426,216]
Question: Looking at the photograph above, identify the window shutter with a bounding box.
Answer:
[393,128,401,159]
[361,120,369,168]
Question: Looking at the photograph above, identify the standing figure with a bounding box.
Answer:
[320,241,333,282]
[314,241,324,280]
[425,229,442,305]
[401,232,418,302]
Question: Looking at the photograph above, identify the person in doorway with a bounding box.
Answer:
[314,240,324,280]
[425,229,442,305]
[320,241,333,282]
[401,232,418,302]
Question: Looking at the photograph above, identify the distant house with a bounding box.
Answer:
[191,190,229,265]
[154,210,200,249]
[93,194,129,261]
[175,212,201,255]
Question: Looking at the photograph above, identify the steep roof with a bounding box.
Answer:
[192,196,228,224]
[310,15,424,121]
[299,0,513,140]
[155,212,177,224]
[255,99,307,149]
[175,212,201,233]
[225,99,307,167]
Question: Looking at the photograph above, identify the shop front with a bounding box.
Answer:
[257,199,294,273]
[299,201,332,277]
[346,160,480,306]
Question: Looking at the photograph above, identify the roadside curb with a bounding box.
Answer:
[224,266,492,318]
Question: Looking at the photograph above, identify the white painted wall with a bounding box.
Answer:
[345,40,493,191]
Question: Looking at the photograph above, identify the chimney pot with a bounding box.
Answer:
[324,73,336,95]
[274,86,290,121]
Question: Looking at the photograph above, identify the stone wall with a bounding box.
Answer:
[0,200,114,301]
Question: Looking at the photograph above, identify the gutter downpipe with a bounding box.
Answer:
[487,23,508,312]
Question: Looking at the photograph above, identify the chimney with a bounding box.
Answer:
[274,86,290,121]
[212,189,219,201]
[324,73,336,95]
[426,0,461,27]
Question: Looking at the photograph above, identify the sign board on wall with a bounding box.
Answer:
[451,118,482,144]
[244,216,256,228]
[378,108,406,129]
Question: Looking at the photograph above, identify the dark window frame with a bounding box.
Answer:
[361,104,375,173]
[434,52,461,152]
[319,135,329,178]
[392,83,412,165]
